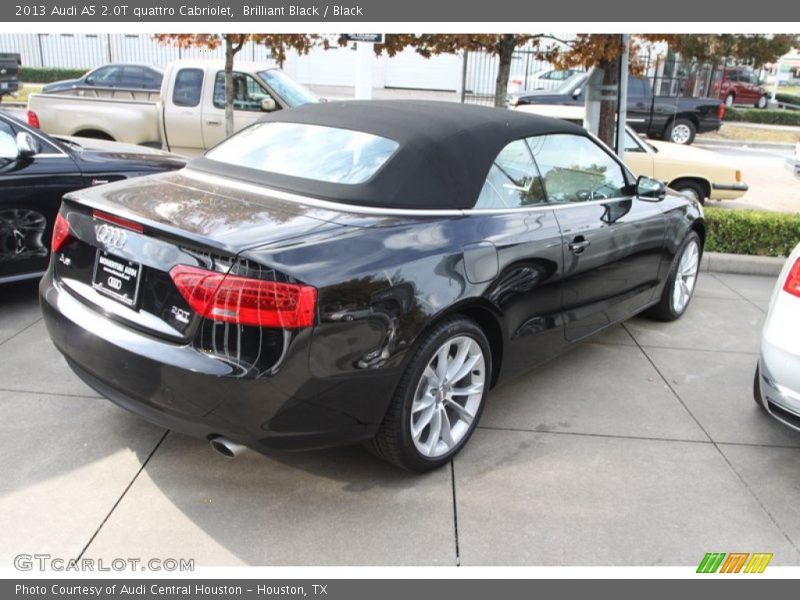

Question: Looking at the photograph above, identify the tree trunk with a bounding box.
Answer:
[224,37,236,138]
[494,34,516,108]
[223,35,246,138]
[597,56,620,148]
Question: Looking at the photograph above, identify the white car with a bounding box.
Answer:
[754,242,800,432]
[507,69,584,94]
[795,139,799,172]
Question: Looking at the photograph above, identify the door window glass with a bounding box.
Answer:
[527,134,628,203]
[474,139,547,209]
[213,72,273,111]
[172,68,203,107]
[624,130,646,153]
[0,120,17,159]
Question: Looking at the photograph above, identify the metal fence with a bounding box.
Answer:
[460,47,769,106]
[0,33,278,70]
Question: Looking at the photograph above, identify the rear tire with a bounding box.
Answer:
[645,231,701,321]
[367,316,491,472]
[725,93,735,107]
[756,94,768,109]
[665,118,696,145]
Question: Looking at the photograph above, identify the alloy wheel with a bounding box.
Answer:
[672,240,700,314]
[0,209,48,260]
[670,124,692,145]
[410,335,486,459]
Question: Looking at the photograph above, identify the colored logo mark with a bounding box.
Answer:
[697,552,773,573]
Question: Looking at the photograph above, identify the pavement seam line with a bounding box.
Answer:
[0,387,103,400]
[624,323,800,557]
[76,429,170,561]
[477,425,800,450]
[0,317,41,348]
[449,460,461,567]
[709,273,769,315]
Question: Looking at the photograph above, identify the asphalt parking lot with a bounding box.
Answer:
[2,271,799,567]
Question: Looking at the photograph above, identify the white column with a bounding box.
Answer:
[354,42,373,100]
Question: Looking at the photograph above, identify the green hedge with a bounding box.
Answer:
[21,67,87,83]
[776,93,800,106]
[705,207,800,257]
[723,107,800,125]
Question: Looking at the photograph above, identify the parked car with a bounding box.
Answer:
[794,138,799,173]
[42,64,164,96]
[508,71,725,145]
[40,101,705,471]
[516,104,749,203]
[754,243,800,432]
[0,53,21,101]
[0,112,186,284]
[27,60,320,158]
[507,69,585,94]
[712,67,768,109]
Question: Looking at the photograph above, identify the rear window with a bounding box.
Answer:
[206,122,399,185]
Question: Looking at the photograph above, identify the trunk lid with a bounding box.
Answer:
[53,169,366,344]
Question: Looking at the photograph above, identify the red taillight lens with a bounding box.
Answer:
[718,103,726,120]
[27,110,40,129]
[783,258,800,298]
[51,212,70,253]
[170,265,317,329]
[92,209,143,233]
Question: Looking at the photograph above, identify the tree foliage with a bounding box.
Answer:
[648,34,800,67]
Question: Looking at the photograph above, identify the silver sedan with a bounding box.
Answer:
[755,242,800,431]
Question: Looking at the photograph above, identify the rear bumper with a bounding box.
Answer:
[40,271,391,451]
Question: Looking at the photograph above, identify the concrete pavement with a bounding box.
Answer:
[1,272,799,566]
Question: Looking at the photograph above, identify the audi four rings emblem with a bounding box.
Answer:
[95,224,128,250]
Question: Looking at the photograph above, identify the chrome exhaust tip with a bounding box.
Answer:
[209,436,247,458]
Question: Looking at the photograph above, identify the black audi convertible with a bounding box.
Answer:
[40,101,704,471]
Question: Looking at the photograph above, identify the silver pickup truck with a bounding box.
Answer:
[27,59,319,158]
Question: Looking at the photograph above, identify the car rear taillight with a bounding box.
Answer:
[170,265,317,329]
[718,103,726,120]
[92,209,144,233]
[26,110,40,129]
[782,258,800,298]
[51,212,70,253]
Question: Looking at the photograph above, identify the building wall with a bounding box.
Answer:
[0,33,466,91]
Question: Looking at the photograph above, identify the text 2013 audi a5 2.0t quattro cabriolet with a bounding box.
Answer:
[40,101,705,471]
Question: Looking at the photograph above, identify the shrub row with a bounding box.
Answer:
[704,207,800,258]
[723,107,800,126]
[775,93,800,107]
[21,67,87,83]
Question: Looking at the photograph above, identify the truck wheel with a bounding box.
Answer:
[756,95,768,109]
[724,93,735,107]
[665,119,696,145]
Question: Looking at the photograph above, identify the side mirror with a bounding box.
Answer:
[261,97,277,112]
[636,175,666,201]
[572,87,582,99]
[84,76,95,85]
[16,132,38,158]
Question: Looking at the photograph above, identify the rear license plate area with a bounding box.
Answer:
[91,249,142,308]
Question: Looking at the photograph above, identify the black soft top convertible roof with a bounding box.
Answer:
[190,100,588,210]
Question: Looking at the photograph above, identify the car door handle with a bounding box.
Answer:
[568,236,591,254]
[205,119,222,126]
